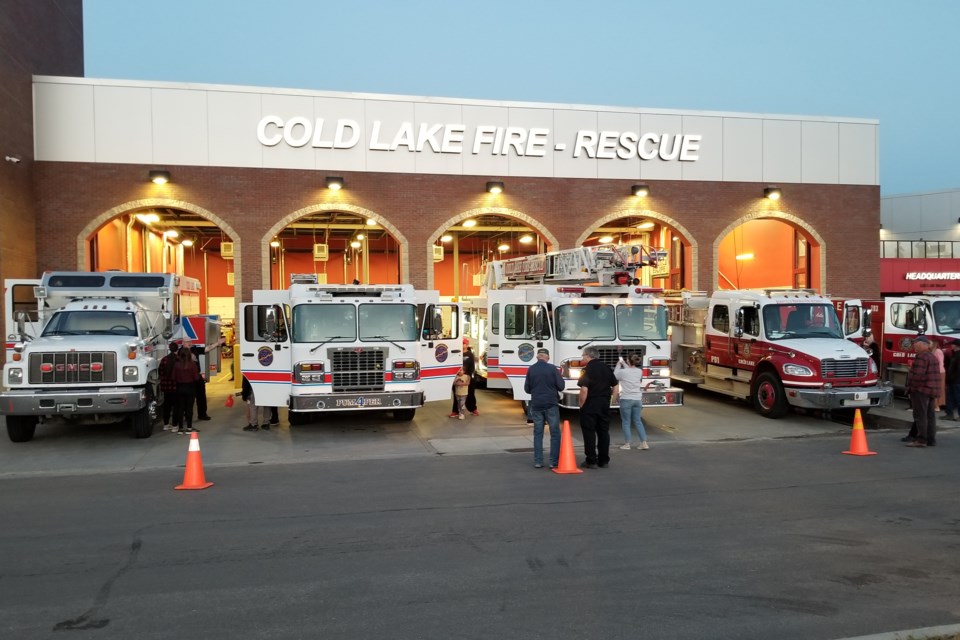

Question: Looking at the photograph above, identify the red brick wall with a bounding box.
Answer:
[0,0,83,313]
[31,162,882,302]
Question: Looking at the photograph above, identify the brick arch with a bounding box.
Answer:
[425,207,561,290]
[713,210,826,292]
[77,198,242,296]
[271,203,406,286]
[574,209,700,290]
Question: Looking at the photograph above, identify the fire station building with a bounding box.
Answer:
[1,2,882,324]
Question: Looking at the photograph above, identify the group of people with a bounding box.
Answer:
[449,341,479,420]
[523,345,649,470]
[904,334,960,448]
[158,342,212,435]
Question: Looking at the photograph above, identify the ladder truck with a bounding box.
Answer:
[468,243,683,411]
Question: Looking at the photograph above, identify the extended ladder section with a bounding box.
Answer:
[485,243,668,288]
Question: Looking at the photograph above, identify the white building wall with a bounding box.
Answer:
[881,189,960,241]
[33,76,879,186]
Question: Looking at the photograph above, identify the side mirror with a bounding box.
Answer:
[915,305,928,335]
[734,308,744,339]
[14,311,33,340]
[861,309,873,337]
[261,306,278,341]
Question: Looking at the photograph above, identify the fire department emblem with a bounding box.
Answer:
[518,343,535,362]
[257,346,274,366]
[743,344,751,358]
[899,337,913,351]
[435,343,448,362]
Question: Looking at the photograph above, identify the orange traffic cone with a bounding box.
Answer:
[225,394,234,408]
[552,420,583,474]
[175,431,214,490]
[842,409,877,456]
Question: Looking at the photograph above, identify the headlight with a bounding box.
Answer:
[782,364,814,377]
[122,365,139,382]
[869,359,878,374]
[7,368,23,384]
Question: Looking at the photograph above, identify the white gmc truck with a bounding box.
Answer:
[1,271,201,442]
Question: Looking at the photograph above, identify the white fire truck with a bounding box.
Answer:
[1,271,202,442]
[863,293,960,390]
[470,244,683,410]
[667,289,892,418]
[239,276,461,423]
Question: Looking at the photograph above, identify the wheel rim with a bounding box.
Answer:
[757,380,777,411]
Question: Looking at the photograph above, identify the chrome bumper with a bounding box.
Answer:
[789,385,893,410]
[290,391,424,412]
[0,387,147,416]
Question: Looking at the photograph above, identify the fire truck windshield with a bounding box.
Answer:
[292,304,356,342]
[932,301,960,334]
[762,303,843,340]
[617,304,668,340]
[359,304,418,341]
[41,310,138,336]
[555,304,615,341]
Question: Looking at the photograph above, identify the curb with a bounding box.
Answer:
[834,623,960,640]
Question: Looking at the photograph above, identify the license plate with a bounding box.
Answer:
[854,392,867,401]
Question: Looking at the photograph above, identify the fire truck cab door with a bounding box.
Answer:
[418,302,462,402]
[239,302,292,407]
[4,279,42,358]
[497,291,548,401]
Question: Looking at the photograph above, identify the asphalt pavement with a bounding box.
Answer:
[1,373,958,639]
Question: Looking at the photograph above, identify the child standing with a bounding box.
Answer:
[241,376,266,431]
[453,368,471,420]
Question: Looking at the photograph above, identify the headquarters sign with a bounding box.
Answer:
[257,116,702,162]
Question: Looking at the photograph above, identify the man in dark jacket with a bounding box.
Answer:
[578,346,618,468]
[905,336,939,447]
[159,342,180,430]
[524,348,565,469]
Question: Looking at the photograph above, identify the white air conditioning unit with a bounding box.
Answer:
[220,242,234,259]
[313,243,329,261]
[433,245,444,262]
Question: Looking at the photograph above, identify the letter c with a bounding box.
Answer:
[257,115,283,146]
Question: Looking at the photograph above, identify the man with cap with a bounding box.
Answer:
[524,347,565,469]
[905,335,939,447]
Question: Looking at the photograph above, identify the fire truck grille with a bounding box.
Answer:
[29,352,118,384]
[329,348,386,392]
[596,346,646,369]
[821,358,869,379]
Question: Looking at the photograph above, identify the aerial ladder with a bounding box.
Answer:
[484,243,668,289]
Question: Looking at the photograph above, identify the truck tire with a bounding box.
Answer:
[130,407,154,439]
[393,408,416,421]
[6,416,38,443]
[752,372,790,419]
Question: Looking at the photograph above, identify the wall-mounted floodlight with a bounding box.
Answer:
[497,243,510,252]
[182,239,194,247]
[149,170,170,185]
[764,186,782,201]
[440,235,453,243]
[519,235,534,244]
[462,219,477,228]
[366,218,376,226]
[631,184,649,197]
[486,181,504,194]
[326,176,344,190]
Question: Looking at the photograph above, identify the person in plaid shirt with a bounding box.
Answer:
[905,336,939,447]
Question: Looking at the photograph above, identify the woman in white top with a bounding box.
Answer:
[614,353,649,450]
